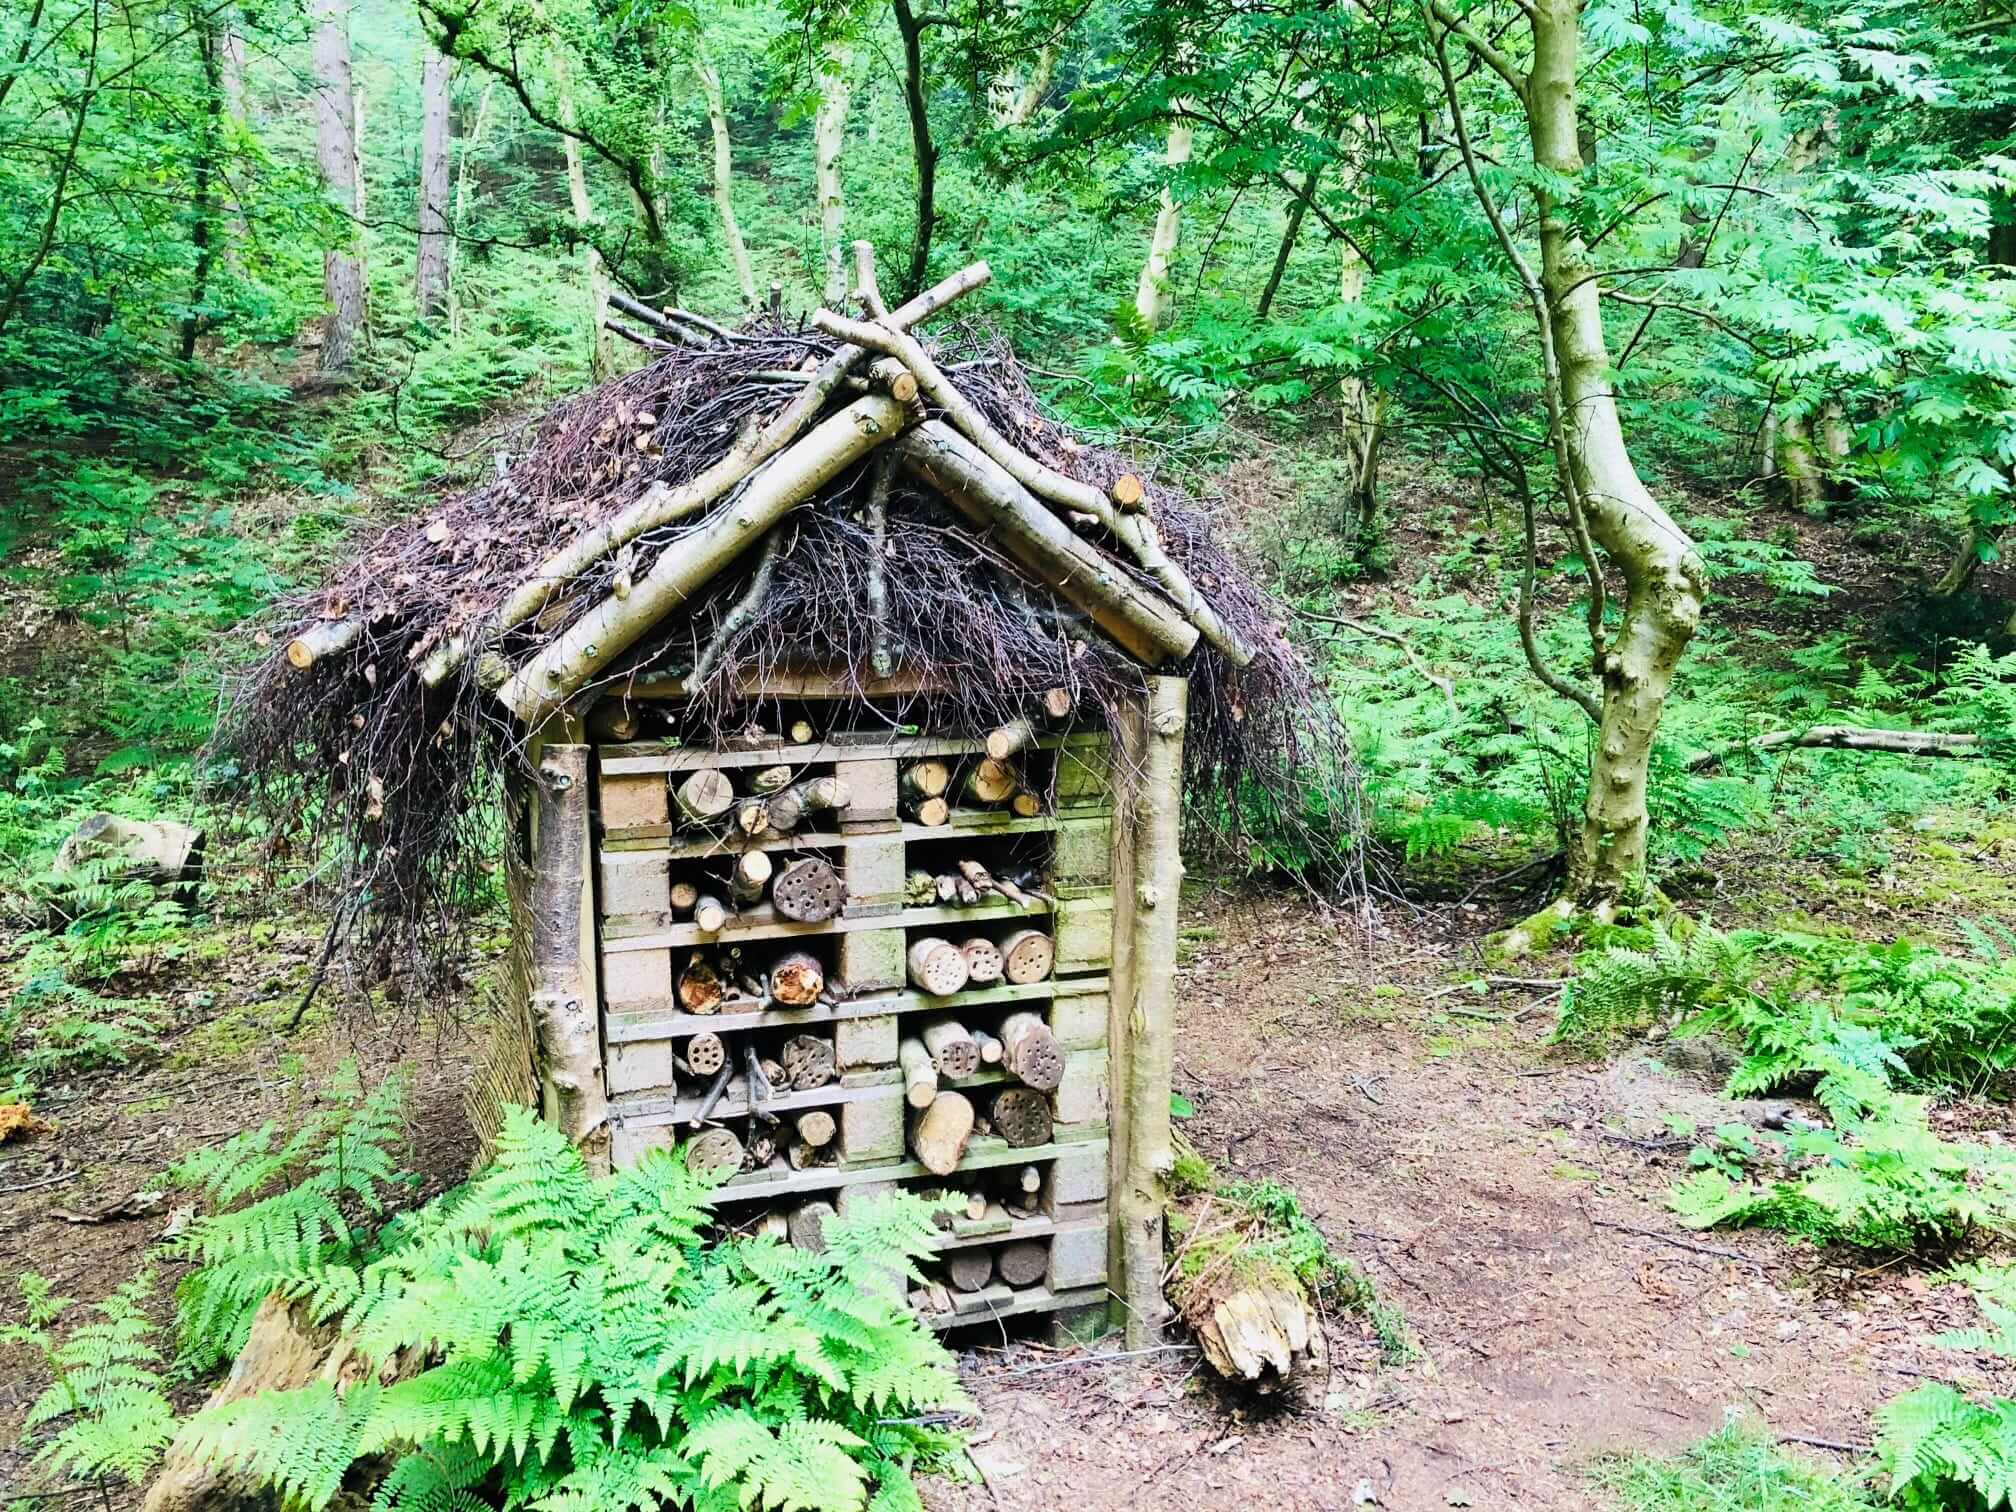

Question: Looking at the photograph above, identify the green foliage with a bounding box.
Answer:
[2,1270,177,1487]
[164,1060,415,1373]
[1567,920,2016,1252]
[1878,1267,2016,1510]
[177,1105,966,1512]
[1591,1417,1879,1512]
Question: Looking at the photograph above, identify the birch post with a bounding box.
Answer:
[1111,676,1186,1344]
[526,743,609,1174]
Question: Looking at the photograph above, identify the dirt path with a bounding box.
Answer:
[927,887,2007,1511]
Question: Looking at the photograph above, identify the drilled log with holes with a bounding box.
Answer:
[991,1086,1052,1148]
[999,928,1055,984]
[959,937,1004,984]
[683,1032,725,1077]
[779,1032,835,1089]
[921,1018,979,1078]
[771,857,843,922]
[907,936,969,995]
[998,1010,1064,1091]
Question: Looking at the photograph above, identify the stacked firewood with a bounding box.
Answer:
[900,1006,1063,1175]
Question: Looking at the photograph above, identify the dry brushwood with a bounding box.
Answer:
[217,248,1358,1000]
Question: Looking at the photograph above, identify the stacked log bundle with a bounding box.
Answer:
[901,760,952,827]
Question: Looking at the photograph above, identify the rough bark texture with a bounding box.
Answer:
[1113,676,1185,1344]
[814,40,851,307]
[1339,236,1386,547]
[526,744,609,1173]
[696,51,756,306]
[1134,114,1193,330]
[416,49,452,319]
[309,0,364,373]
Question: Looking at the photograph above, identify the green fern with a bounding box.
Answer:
[1555,919,1761,1047]
[2,1269,176,1486]
[165,1059,414,1372]
[177,1105,967,1512]
[1879,1267,2016,1510]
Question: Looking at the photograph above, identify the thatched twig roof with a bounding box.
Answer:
[215,251,1359,1000]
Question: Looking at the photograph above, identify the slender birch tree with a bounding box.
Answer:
[309,0,365,373]
[694,40,756,306]
[416,48,452,320]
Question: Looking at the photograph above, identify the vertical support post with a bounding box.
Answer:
[526,741,610,1174]
[1109,675,1186,1345]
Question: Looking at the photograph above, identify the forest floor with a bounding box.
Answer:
[6,818,2014,1509]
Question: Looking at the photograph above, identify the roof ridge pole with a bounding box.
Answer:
[416,259,993,689]
[495,393,911,724]
[811,306,1255,667]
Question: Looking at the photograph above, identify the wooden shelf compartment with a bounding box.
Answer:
[610,1074,899,1127]
[923,1282,1107,1331]
[599,731,1105,777]
[704,1133,1107,1202]
[926,1212,1100,1254]
[604,977,1097,1044]
[601,894,1052,952]
[600,808,1082,855]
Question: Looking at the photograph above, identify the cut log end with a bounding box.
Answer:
[996,1238,1049,1288]
[1000,929,1055,985]
[772,857,844,923]
[910,1090,976,1176]
[947,1248,995,1293]
[1110,473,1147,511]
[991,1086,1052,1148]
[907,937,970,996]
[684,1125,745,1174]
[770,950,826,1007]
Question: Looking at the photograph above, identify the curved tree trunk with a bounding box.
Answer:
[1523,0,1704,915]
[416,48,452,320]
[814,39,852,307]
[695,49,756,306]
[890,0,938,301]
[309,0,365,373]
[990,44,1055,127]
[1338,229,1384,549]
[1133,112,1193,330]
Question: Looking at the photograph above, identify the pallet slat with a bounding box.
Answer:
[599,731,1105,776]
[601,894,1053,952]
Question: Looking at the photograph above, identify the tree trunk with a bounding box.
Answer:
[552,49,612,378]
[1255,172,1315,319]
[814,39,852,307]
[448,80,495,334]
[1339,234,1385,549]
[179,2,222,361]
[416,48,452,320]
[1777,410,1823,514]
[1514,0,1706,924]
[309,0,365,373]
[890,0,938,301]
[989,43,1056,127]
[695,49,756,306]
[1133,113,1193,330]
